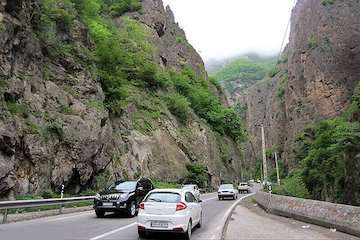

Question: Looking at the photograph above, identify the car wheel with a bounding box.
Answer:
[95,210,105,218]
[184,220,192,240]
[138,229,148,239]
[218,196,222,201]
[127,201,137,218]
[196,212,202,228]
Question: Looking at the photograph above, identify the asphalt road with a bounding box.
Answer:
[0,192,245,240]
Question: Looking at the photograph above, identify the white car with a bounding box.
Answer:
[137,189,202,240]
[182,184,201,200]
[238,182,251,193]
[218,184,239,200]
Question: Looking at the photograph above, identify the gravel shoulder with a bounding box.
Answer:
[225,197,360,240]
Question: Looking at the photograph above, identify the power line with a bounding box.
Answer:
[277,0,298,61]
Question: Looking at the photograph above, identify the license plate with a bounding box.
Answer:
[103,202,113,206]
[151,221,168,228]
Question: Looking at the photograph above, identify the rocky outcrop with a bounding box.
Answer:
[0,0,242,199]
[236,0,360,172]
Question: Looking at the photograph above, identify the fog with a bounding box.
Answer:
[162,0,297,62]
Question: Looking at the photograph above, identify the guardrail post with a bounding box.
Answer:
[2,209,8,224]
[59,184,65,214]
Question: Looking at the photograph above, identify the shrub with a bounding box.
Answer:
[272,170,310,199]
[165,93,190,123]
[185,162,208,188]
[6,102,29,117]
[308,34,318,49]
[104,0,142,17]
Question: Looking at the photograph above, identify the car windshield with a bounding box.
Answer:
[220,184,234,189]
[108,181,137,192]
[145,192,181,203]
[182,185,195,190]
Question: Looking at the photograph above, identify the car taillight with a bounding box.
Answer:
[139,202,145,209]
[176,202,187,211]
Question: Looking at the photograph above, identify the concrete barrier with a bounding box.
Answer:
[256,191,360,237]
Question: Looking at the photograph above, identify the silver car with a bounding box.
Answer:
[218,184,239,200]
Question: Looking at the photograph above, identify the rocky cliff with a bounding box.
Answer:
[243,0,360,165]
[225,0,360,204]
[0,0,244,199]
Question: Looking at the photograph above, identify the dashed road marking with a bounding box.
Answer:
[89,222,137,240]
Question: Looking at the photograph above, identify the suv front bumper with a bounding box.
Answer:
[94,201,127,211]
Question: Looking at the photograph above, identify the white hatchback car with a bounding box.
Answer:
[182,184,201,201]
[137,189,202,240]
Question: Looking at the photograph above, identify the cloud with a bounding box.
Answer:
[163,0,297,61]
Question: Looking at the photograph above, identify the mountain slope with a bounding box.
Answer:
[226,0,360,205]
[0,0,245,199]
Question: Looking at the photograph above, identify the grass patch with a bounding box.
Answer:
[6,102,29,117]
[153,180,180,189]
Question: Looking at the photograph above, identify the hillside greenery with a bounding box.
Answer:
[210,57,277,94]
[38,0,245,143]
[274,82,360,204]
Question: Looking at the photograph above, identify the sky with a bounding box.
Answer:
[162,0,297,62]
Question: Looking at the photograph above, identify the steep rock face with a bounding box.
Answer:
[240,0,360,170]
[0,0,114,197]
[283,0,360,162]
[0,0,242,199]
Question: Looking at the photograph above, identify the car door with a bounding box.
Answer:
[185,192,201,224]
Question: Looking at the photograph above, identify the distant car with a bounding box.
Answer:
[256,179,261,183]
[138,189,202,240]
[218,184,239,200]
[238,182,250,193]
[94,178,154,218]
[182,184,201,200]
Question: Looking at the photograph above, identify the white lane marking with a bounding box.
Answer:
[46,211,94,223]
[203,197,217,202]
[89,222,137,240]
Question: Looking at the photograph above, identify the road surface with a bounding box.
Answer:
[0,193,242,240]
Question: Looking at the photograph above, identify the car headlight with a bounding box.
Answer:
[119,193,128,200]
[95,193,101,200]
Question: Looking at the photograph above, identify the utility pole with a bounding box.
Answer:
[261,126,268,183]
[274,152,281,185]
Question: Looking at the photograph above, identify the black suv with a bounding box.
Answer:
[94,178,154,218]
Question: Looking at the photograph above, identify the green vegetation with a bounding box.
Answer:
[279,81,360,203]
[322,0,335,6]
[164,93,190,123]
[210,57,277,94]
[0,21,5,32]
[176,35,186,44]
[170,69,245,140]
[153,180,180,189]
[185,162,208,188]
[6,102,29,117]
[272,170,310,199]
[308,34,319,50]
[36,0,246,141]
[86,100,106,112]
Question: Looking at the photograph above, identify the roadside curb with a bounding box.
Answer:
[220,193,256,240]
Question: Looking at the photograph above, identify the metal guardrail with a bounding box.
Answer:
[0,196,95,224]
